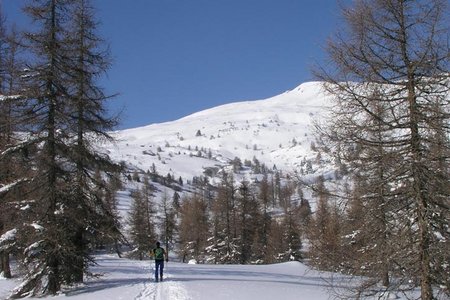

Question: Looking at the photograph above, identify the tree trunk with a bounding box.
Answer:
[402,22,433,299]
[1,252,11,278]
[73,227,84,283]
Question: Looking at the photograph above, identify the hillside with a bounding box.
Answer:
[104,81,333,186]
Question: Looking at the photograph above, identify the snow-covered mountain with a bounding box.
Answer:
[104,81,333,186]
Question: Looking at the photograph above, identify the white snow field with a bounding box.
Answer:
[104,81,333,183]
[1,253,426,300]
[1,254,338,300]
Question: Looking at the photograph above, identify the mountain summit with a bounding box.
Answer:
[105,81,332,183]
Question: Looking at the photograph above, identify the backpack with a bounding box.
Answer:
[154,247,164,260]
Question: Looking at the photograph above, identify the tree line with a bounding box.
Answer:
[0,0,121,297]
[128,170,313,266]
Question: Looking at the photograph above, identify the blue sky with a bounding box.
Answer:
[4,0,344,129]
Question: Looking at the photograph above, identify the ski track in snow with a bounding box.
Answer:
[135,264,191,300]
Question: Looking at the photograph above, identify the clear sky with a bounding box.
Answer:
[3,0,344,129]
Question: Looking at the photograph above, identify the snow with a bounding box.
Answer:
[0,254,425,299]
[0,95,21,102]
[103,81,333,184]
[29,223,44,231]
[0,229,16,242]
[19,204,30,211]
[0,229,17,248]
[0,254,336,300]
[0,180,26,195]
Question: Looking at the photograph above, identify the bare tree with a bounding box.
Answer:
[307,176,342,271]
[0,7,25,280]
[315,0,450,298]
[251,174,273,263]
[128,178,156,260]
[178,193,209,263]
[235,181,259,264]
[207,172,240,263]
[158,190,177,257]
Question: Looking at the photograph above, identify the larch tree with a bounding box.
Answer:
[236,181,259,264]
[307,176,341,271]
[11,0,120,296]
[128,179,156,261]
[178,193,209,263]
[91,169,123,254]
[0,7,26,280]
[158,190,177,257]
[208,172,239,263]
[322,93,402,289]
[64,0,120,283]
[315,0,450,298]
[252,174,273,263]
[14,0,75,295]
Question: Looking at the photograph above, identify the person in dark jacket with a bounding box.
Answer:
[152,241,168,282]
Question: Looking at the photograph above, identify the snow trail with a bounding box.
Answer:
[134,283,156,300]
[135,262,190,300]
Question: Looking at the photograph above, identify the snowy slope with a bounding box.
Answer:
[104,81,332,183]
[1,254,420,300]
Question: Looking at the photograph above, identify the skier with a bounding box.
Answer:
[152,241,168,282]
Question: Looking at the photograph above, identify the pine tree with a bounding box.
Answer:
[297,187,312,228]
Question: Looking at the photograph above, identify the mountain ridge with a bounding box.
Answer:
[105,81,333,184]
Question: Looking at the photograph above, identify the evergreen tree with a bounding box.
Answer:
[297,187,312,228]
[172,191,181,212]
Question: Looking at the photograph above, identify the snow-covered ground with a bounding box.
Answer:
[1,253,426,300]
[0,254,336,300]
